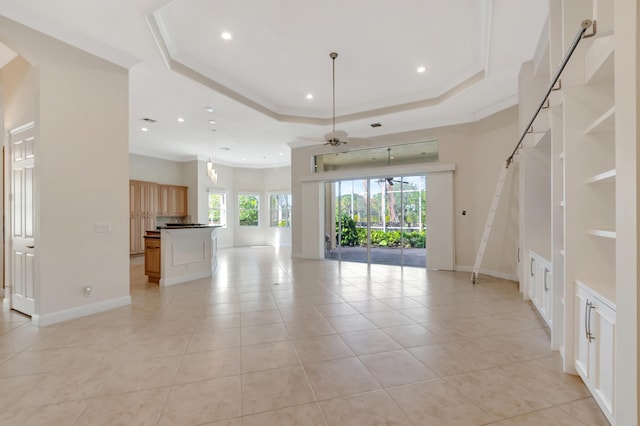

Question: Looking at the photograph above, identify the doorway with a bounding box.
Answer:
[325,175,427,267]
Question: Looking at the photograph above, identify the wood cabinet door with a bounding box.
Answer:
[130,214,140,254]
[175,186,187,216]
[147,184,159,215]
[144,240,161,276]
[130,181,138,214]
[158,185,170,216]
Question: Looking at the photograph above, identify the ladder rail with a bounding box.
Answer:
[471,19,594,284]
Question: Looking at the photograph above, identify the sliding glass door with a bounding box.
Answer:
[325,175,426,267]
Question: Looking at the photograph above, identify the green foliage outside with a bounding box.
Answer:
[335,216,426,248]
[239,195,259,226]
[336,214,359,246]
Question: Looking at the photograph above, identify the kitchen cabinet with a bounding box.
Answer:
[157,184,188,217]
[528,251,552,328]
[575,282,616,424]
[144,235,161,283]
[130,180,184,254]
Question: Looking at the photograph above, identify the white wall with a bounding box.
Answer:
[1,16,130,324]
[291,107,520,278]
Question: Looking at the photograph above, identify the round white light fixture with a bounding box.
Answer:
[417,66,427,73]
[177,117,185,123]
[221,32,232,40]
[306,94,314,100]
[205,106,214,113]
[209,120,216,125]
[141,127,149,132]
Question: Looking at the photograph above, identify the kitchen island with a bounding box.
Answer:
[143,225,219,286]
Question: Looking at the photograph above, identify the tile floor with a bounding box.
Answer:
[0,247,610,425]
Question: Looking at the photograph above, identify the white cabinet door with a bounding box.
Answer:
[574,283,615,424]
[575,287,591,380]
[528,255,537,301]
[541,267,552,325]
[592,299,615,420]
[528,252,552,327]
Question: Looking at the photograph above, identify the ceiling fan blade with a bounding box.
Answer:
[297,136,326,143]
[324,129,349,142]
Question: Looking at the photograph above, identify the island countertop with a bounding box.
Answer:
[156,224,221,229]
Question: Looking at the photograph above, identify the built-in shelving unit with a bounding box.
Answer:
[586,229,616,239]
[585,169,616,184]
[519,1,617,423]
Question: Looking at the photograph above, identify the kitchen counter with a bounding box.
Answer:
[144,226,220,286]
[156,224,219,229]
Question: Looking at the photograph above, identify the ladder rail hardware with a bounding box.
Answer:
[471,19,594,285]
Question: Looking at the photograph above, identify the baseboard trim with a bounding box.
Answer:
[34,296,132,327]
[160,272,211,287]
[454,265,518,282]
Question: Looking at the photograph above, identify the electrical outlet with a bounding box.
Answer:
[95,223,112,233]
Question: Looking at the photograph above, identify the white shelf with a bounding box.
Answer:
[586,229,616,239]
[576,279,616,307]
[585,34,615,84]
[585,169,616,184]
[585,106,615,134]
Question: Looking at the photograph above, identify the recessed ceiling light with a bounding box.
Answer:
[209,120,216,125]
[306,94,313,100]
[417,66,427,73]
[221,32,232,40]
[205,106,214,113]
[177,117,184,123]
[278,152,283,156]
[141,127,149,132]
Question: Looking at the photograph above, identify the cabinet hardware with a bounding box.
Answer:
[517,247,520,263]
[530,258,535,277]
[587,301,596,342]
[543,269,549,292]
[26,245,34,249]
[585,300,590,341]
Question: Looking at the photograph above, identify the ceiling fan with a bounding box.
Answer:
[324,52,348,147]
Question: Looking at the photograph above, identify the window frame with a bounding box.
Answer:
[238,192,260,227]
[268,192,292,228]
[207,190,227,228]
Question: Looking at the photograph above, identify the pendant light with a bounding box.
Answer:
[207,130,218,184]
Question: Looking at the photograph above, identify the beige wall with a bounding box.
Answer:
[1,16,130,324]
[290,107,520,278]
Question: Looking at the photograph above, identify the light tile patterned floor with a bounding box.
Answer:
[0,247,610,425]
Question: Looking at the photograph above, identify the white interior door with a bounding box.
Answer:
[9,123,36,316]
[425,171,454,270]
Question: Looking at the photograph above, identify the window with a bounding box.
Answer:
[238,194,259,226]
[208,191,226,227]
[269,193,292,227]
